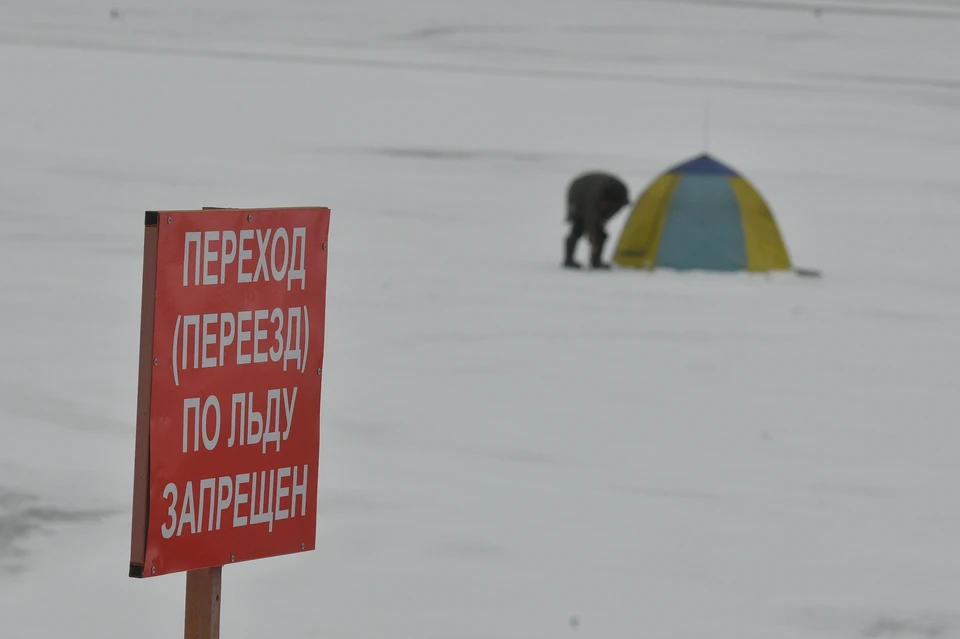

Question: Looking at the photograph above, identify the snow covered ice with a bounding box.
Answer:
[2,0,960,637]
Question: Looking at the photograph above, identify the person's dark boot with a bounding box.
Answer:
[590,236,610,269]
[563,235,581,269]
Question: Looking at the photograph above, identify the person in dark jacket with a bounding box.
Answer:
[563,171,630,269]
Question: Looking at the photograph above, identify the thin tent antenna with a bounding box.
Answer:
[702,97,711,152]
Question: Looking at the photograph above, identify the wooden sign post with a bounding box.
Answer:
[128,206,331,638]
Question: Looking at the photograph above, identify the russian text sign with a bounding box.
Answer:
[130,206,330,578]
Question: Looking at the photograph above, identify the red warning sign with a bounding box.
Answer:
[129,206,330,578]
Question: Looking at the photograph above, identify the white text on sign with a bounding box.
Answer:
[181,387,299,455]
[183,227,308,290]
[171,306,311,386]
[159,465,310,539]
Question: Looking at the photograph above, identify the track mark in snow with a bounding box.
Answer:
[789,607,960,638]
[808,71,960,94]
[372,146,547,164]
[284,143,640,175]
[863,616,952,638]
[405,24,535,39]
[1,34,957,104]
[634,0,960,22]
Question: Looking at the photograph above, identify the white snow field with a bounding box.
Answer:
[2,0,960,637]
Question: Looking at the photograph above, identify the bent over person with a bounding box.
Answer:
[563,171,630,269]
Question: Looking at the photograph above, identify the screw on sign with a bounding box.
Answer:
[129,206,330,639]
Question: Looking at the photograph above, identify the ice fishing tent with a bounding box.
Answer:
[612,153,792,273]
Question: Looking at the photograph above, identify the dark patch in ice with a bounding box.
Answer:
[21,505,114,525]
[863,616,950,638]
[1,560,28,577]
[785,606,960,639]
[0,486,118,577]
[0,514,34,564]
[0,544,30,577]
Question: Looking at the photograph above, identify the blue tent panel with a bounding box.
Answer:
[666,153,739,177]
[655,174,747,271]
